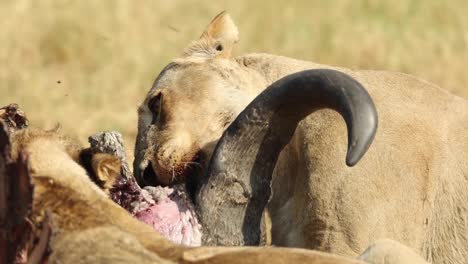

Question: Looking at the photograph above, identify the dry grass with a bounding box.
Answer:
[1,0,467,159]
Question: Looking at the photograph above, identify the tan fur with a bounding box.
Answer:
[358,239,429,264]
[49,226,174,264]
[90,153,121,193]
[9,128,423,263]
[136,12,468,263]
[188,11,239,60]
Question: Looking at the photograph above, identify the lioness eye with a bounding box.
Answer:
[148,93,162,124]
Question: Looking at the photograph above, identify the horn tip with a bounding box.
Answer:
[345,155,359,167]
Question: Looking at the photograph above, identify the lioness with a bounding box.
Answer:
[134,12,468,263]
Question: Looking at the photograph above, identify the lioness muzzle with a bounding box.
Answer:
[197,69,378,246]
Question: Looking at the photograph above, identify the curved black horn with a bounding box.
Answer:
[196,69,378,246]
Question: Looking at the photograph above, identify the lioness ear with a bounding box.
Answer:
[79,149,122,194]
[201,11,239,44]
[86,153,122,193]
[181,11,239,60]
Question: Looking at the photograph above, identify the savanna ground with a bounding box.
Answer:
[1,0,467,160]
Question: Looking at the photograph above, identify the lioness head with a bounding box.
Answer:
[134,12,266,187]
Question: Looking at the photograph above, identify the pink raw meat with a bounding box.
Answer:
[110,179,201,246]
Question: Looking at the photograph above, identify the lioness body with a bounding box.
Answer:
[134,13,468,263]
[247,54,467,261]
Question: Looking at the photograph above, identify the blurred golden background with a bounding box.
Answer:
[1,0,467,158]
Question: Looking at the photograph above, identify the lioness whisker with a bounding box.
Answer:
[176,161,203,170]
[171,165,176,182]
